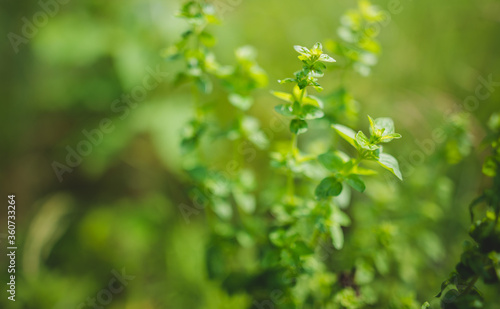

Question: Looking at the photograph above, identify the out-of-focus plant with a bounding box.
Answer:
[326,0,384,77]
[163,1,220,155]
[165,0,271,297]
[165,0,268,219]
[323,0,386,127]
[430,113,500,309]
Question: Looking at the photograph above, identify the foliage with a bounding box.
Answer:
[432,113,500,309]
[166,1,432,308]
[3,0,500,308]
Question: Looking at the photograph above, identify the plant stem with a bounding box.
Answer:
[287,133,298,204]
[291,132,298,157]
[463,275,479,295]
[286,88,305,204]
[299,87,306,102]
[192,83,202,120]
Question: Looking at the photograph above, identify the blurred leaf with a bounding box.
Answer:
[330,223,344,250]
[346,175,366,193]
[376,153,403,180]
[290,119,308,135]
[333,124,357,148]
[316,177,343,199]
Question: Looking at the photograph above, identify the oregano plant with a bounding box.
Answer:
[430,113,500,309]
[167,1,419,308]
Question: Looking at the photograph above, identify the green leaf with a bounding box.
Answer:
[318,151,346,172]
[379,133,402,143]
[199,31,216,47]
[483,157,497,177]
[274,104,294,117]
[331,205,351,227]
[315,177,343,199]
[228,94,252,111]
[290,119,308,134]
[371,117,395,137]
[435,279,451,298]
[271,91,293,103]
[377,153,403,180]
[278,78,295,84]
[332,124,357,148]
[294,45,311,55]
[212,198,233,220]
[304,95,324,108]
[233,188,256,214]
[355,131,379,150]
[196,75,213,94]
[319,53,336,62]
[301,105,324,120]
[421,302,430,309]
[346,175,366,193]
[292,241,315,256]
[312,42,323,53]
[368,115,376,133]
[269,229,286,247]
[330,223,344,249]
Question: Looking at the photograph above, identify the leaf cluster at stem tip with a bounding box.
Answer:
[279,42,336,91]
[315,116,403,200]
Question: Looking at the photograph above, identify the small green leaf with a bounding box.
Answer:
[298,79,308,89]
[290,119,308,134]
[269,229,286,247]
[355,131,379,150]
[331,205,351,226]
[228,94,252,111]
[312,42,323,53]
[278,78,295,84]
[377,153,403,180]
[315,177,343,199]
[233,188,256,214]
[212,198,233,220]
[421,302,430,309]
[330,223,344,249]
[367,115,376,133]
[271,91,293,103]
[196,75,212,94]
[292,241,315,256]
[483,157,497,177]
[294,45,311,55]
[379,133,402,143]
[371,117,395,137]
[332,124,357,148]
[319,54,336,62]
[199,31,216,47]
[304,95,324,108]
[274,104,294,117]
[301,105,324,120]
[318,151,346,172]
[346,175,366,193]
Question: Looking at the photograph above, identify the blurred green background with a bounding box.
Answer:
[1,0,500,308]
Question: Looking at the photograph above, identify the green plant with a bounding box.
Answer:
[167,1,479,309]
[431,113,500,309]
[265,41,403,308]
[166,0,268,223]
